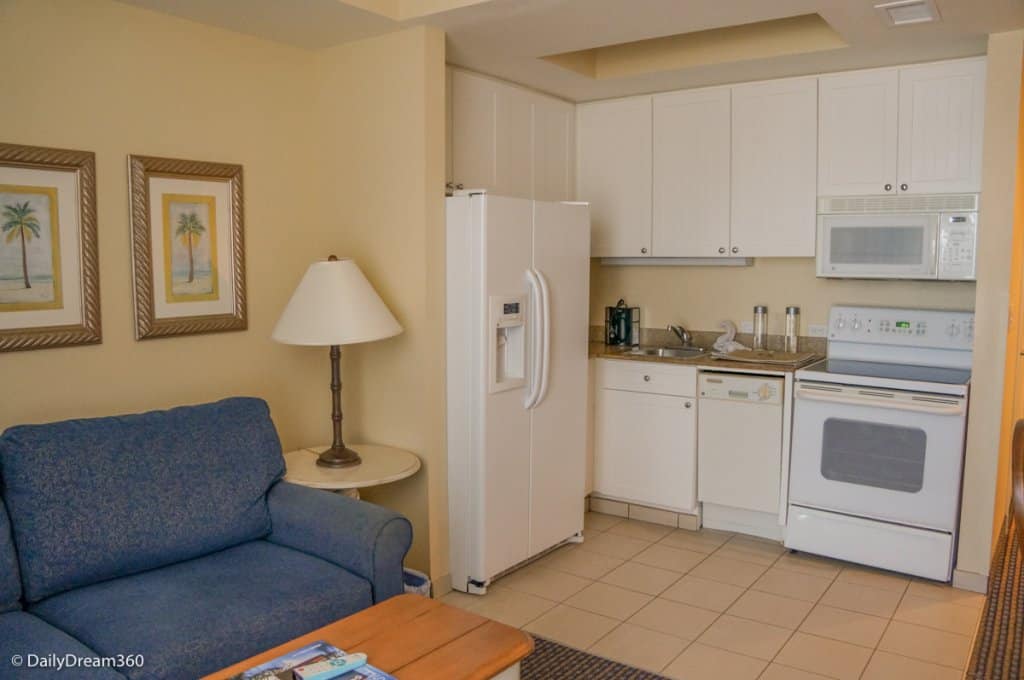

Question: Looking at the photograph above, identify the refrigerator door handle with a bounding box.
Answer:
[534,268,552,408]
[524,269,543,409]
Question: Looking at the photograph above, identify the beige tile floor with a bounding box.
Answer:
[441,512,985,680]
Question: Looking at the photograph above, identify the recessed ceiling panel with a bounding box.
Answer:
[542,14,848,80]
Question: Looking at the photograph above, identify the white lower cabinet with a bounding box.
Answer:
[593,360,697,514]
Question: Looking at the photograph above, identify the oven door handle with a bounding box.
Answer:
[795,384,965,416]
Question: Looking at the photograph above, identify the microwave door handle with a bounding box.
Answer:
[927,217,940,277]
[928,236,938,277]
[795,385,964,416]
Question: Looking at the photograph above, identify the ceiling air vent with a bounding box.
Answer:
[874,0,941,26]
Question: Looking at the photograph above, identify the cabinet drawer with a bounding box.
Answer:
[596,359,696,397]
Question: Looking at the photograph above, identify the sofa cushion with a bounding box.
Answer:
[0,497,22,613]
[0,611,125,679]
[0,397,285,602]
[31,540,373,680]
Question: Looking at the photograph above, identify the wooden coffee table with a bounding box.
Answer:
[204,594,533,680]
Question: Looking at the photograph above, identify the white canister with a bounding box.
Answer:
[785,306,800,353]
[752,305,768,350]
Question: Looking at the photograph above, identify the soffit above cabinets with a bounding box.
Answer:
[115,0,1023,101]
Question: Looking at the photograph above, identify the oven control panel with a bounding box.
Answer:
[829,306,974,350]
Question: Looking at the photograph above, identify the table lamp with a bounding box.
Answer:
[272,256,402,468]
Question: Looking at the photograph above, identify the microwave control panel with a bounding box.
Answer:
[937,212,977,280]
[829,306,974,350]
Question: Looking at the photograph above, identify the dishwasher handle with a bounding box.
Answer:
[699,374,784,405]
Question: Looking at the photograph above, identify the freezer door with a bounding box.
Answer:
[528,200,591,556]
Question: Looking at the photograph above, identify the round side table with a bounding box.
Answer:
[284,444,421,499]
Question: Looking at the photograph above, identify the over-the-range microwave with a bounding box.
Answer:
[816,194,978,280]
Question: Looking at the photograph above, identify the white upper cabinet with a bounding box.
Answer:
[532,95,575,202]
[731,77,818,258]
[495,85,533,198]
[449,68,575,201]
[576,96,653,258]
[898,58,986,195]
[817,58,986,197]
[450,69,497,192]
[818,68,900,196]
[653,87,731,257]
[446,67,454,186]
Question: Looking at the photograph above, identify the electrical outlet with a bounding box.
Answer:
[739,321,754,333]
[808,324,828,337]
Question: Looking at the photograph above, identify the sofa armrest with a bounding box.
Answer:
[266,481,412,602]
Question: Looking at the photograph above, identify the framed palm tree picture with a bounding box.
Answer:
[128,155,246,339]
[0,143,101,352]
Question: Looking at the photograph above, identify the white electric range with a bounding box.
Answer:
[787,305,973,581]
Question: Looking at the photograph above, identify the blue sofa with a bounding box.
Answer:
[0,397,413,680]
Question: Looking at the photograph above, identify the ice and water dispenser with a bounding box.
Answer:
[488,295,526,393]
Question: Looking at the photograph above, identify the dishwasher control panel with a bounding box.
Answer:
[699,374,783,405]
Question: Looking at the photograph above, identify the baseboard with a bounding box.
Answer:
[588,496,629,518]
[678,511,700,531]
[588,494,699,529]
[953,568,988,594]
[703,503,783,541]
[432,572,453,598]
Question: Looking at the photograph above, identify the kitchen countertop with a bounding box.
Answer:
[590,342,823,374]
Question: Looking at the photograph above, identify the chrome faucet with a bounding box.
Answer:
[668,325,692,347]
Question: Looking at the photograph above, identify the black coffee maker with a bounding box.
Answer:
[605,299,640,346]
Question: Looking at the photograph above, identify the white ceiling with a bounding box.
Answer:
[117,0,1024,101]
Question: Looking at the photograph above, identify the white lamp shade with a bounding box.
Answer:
[272,258,402,346]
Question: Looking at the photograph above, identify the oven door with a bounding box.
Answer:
[790,382,967,531]
[817,213,938,279]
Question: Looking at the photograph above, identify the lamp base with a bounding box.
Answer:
[316,445,362,468]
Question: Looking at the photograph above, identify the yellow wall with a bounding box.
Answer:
[956,30,1024,583]
[0,0,446,576]
[0,0,326,437]
[991,57,1024,555]
[591,259,976,336]
[312,26,448,578]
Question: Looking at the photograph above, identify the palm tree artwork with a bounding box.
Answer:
[2,201,41,289]
[174,210,206,284]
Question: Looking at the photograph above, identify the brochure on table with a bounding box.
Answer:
[228,641,394,680]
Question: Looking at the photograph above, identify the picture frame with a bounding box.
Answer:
[0,142,101,352]
[128,155,246,339]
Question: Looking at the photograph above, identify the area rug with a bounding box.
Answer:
[966,512,1020,679]
[521,635,670,680]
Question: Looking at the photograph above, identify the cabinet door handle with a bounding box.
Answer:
[643,375,651,382]
[900,183,908,191]
[884,183,893,192]
[685,401,692,409]
[718,247,726,254]
[641,247,648,254]
[731,246,739,254]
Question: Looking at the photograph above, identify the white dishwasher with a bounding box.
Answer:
[698,372,784,539]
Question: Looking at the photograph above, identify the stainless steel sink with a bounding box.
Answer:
[626,346,706,359]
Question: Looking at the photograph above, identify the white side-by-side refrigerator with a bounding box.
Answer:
[447,191,591,594]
